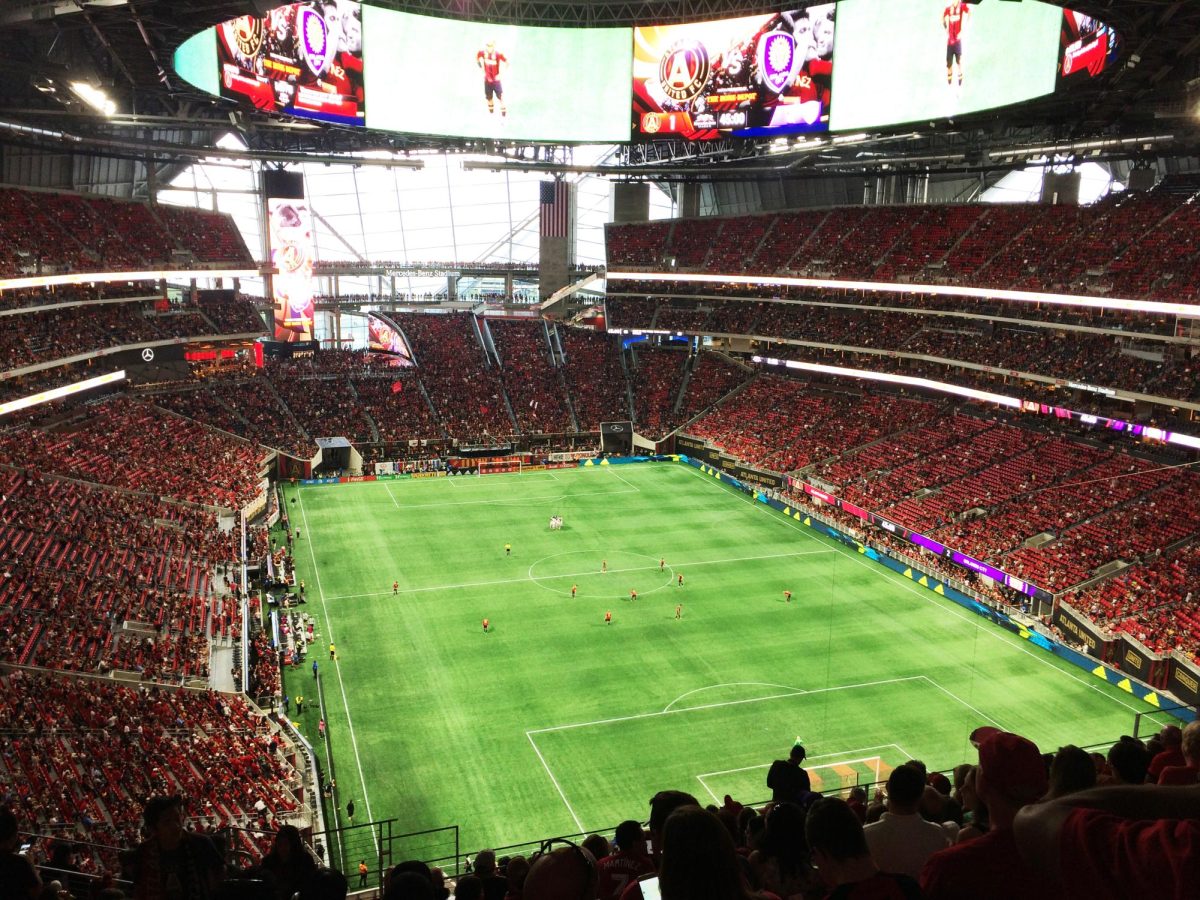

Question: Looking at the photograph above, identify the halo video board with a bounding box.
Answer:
[633,6,836,140]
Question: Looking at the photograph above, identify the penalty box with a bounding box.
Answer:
[525,675,997,832]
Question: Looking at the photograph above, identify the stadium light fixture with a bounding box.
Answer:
[69,81,116,117]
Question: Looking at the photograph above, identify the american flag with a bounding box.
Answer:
[539,180,570,238]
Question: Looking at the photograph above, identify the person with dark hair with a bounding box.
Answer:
[806,797,922,899]
[454,875,483,900]
[258,825,318,900]
[658,807,764,900]
[619,792,700,900]
[1047,745,1097,798]
[749,802,821,900]
[501,855,528,900]
[767,743,811,804]
[472,850,507,900]
[582,835,610,866]
[130,795,224,900]
[1,807,42,900]
[298,867,348,900]
[864,764,949,879]
[384,870,435,900]
[596,821,653,900]
[1105,736,1150,785]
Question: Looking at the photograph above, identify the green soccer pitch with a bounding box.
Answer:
[276,462,1173,860]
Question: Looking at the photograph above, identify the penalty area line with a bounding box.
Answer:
[526,731,585,834]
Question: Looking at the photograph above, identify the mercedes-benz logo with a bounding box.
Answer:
[141,348,155,362]
[609,424,624,432]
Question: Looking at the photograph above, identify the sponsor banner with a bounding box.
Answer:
[1118,635,1161,684]
[411,471,447,479]
[548,451,595,462]
[300,477,339,485]
[601,421,633,434]
[112,344,186,368]
[1052,602,1113,658]
[338,475,375,483]
[675,434,707,454]
[1167,655,1200,710]
[729,462,785,490]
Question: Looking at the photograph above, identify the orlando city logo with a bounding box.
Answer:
[298,6,330,76]
[658,39,710,103]
[756,30,799,95]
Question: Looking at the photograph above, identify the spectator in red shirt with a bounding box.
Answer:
[1147,724,1185,782]
[1157,721,1200,786]
[596,820,654,900]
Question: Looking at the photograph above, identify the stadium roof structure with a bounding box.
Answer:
[0,0,1198,184]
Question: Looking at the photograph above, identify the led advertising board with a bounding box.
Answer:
[363,6,630,141]
[269,198,316,342]
[830,0,1061,131]
[218,1,364,125]
[633,6,836,140]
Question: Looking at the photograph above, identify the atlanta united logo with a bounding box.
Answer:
[231,16,263,59]
[658,39,710,103]
[642,113,662,134]
[756,31,799,95]
[298,7,330,77]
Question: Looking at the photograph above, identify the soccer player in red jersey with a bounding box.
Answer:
[630,589,637,602]
[571,584,578,598]
[677,573,684,587]
[944,1,969,88]
[392,580,398,594]
[784,590,792,603]
[482,618,489,633]
[476,41,508,116]
[605,610,612,624]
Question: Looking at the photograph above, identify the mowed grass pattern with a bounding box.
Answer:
[279,463,1169,857]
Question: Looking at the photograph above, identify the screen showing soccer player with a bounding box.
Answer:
[830,0,1060,131]
[367,314,413,363]
[364,8,629,141]
[217,1,365,126]
[633,6,836,141]
[269,199,315,342]
[1058,9,1121,84]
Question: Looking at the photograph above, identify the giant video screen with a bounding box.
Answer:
[363,7,630,141]
[269,199,316,342]
[633,6,836,140]
[1059,9,1121,84]
[830,0,1061,132]
[218,1,364,126]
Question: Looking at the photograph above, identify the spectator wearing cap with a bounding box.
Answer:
[919,729,1051,900]
[863,764,950,879]
[766,743,811,805]
[806,797,922,900]
[1157,720,1200,785]
[1013,781,1200,900]
[1146,725,1185,783]
[596,821,654,900]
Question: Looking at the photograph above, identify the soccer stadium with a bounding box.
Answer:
[1,0,1199,898]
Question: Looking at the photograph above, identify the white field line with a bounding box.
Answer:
[607,469,641,492]
[663,682,807,713]
[676,464,1159,718]
[322,548,835,602]
[383,483,400,508]
[918,675,1006,730]
[296,487,379,852]
[527,676,925,736]
[526,732,586,834]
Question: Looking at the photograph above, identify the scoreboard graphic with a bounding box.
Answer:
[633,6,836,141]
[218,1,364,126]
[1059,9,1121,83]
